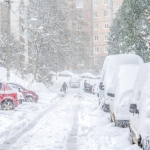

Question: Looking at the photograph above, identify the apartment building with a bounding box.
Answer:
[93,0,123,73]
[74,0,123,74]
[0,0,31,64]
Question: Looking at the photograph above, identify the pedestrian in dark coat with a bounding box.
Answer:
[61,82,68,94]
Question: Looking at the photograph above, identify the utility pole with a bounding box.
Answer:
[110,0,114,25]
[6,0,11,81]
[32,30,35,81]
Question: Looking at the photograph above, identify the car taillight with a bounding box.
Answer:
[13,93,17,99]
[93,89,94,91]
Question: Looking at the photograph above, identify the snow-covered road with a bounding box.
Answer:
[1,88,142,150]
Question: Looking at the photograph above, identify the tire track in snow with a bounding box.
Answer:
[66,94,82,150]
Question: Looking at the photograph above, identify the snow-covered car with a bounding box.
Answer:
[129,63,150,148]
[69,77,80,88]
[100,54,143,112]
[84,83,92,93]
[92,82,100,97]
[59,71,76,78]
[8,83,39,102]
[81,73,96,79]
[108,65,140,127]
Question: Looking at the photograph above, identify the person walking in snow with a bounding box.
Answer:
[61,82,68,94]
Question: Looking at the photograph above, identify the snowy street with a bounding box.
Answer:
[0,87,141,150]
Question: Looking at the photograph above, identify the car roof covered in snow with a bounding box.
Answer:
[101,54,144,97]
[81,73,96,78]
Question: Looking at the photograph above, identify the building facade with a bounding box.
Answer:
[74,0,123,74]
[0,0,31,65]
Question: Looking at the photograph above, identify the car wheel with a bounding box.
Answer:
[25,96,35,102]
[97,93,99,97]
[1,100,14,110]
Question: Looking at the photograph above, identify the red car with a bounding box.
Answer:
[8,83,39,102]
[0,82,19,110]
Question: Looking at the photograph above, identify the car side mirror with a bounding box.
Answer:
[130,104,139,114]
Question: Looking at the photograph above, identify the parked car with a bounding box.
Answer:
[69,77,80,88]
[84,83,92,93]
[100,54,143,112]
[8,83,39,102]
[107,65,140,127]
[81,73,96,79]
[129,63,150,149]
[0,82,19,110]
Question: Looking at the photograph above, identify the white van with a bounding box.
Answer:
[129,63,150,149]
[100,54,143,112]
[107,65,140,127]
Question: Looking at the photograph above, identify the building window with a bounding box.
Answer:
[78,13,83,19]
[104,11,108,17]
[104,47,108,53]
[94,24,98,30]
[104,0,108,5]
[77,24,83,31]
[94,58,99,65]
[76,1,84,8]
[94,47,99,53]
[94,12,98,18]
[93,0,98,6]
[104,34,109,41]
[104,23,109,29]
[94,35,98,42]
[116,3,121,10]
